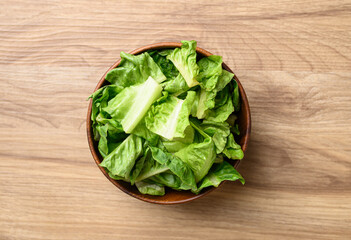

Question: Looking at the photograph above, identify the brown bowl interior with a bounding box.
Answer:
[87,42,251,204]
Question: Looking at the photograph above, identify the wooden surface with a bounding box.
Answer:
[1,0,351,239]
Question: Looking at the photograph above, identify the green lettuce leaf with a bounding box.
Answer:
[149,171,193,191]
[191,69,234,120]
[205,85,234,122]
[200,120,231,154]
[129,149,148,185]
[145,91,196,140]
[167,40,199,88]
[135,181,165,196]
[232,79,240,112]
[174,138,216,183]
[132,146,194,192]
[108,171,127,181]
[173,120,216,183]
[131,117,159,146]
[194,161,245,194]
[149,147,197,191]
[95,122,126,158]
[100,134,144,179]
[214,154,224,163]
[88,85,123,126]
[204,69,234,109]
[194,88,207,119]
[88,85,127,157]
[222,134,244,160]
[149,50,179,80]
[105,52,166,87]
[104,76,162,133]
[196,55,223,91]
[162,140,189,153]
[163,73,189,96]
[133,149,168,183]
[232,123,240,135]
[160,123,194,153]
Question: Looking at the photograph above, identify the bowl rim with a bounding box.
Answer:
[87,42,251,204]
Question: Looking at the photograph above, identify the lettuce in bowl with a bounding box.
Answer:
[88,40,245,196]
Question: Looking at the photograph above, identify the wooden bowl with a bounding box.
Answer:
[87,42,251,204]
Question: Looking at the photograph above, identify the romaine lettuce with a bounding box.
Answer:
[145,91,196,140]
[90,40,245,196]
[194,161,245,194]
[106,52,166,87]
[167,40,199,88]
[173,119,216,182]
[100,134,143,179]
[104,76,162,133]
[135,181,165,196]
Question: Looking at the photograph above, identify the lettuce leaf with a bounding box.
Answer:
[129,149,149,185]
[133,149,169,183]
[197,55,223,91]
[105,52,166,87]
[174,138,216,183]
[131,117,159,146]
[88,85,127,157]
[151,50,190,95]
[149,171,194,191]
[149,147,197,191]
[99,134,144,179]
[205,85,234,122]
[163,73,189,96]
[149,50,179,80]
[223,134,244,160]
[204,69,234,109]
[104,76,162,133]
[167,40,199,88]
[194,161,245,194]
[88,85,123,126]
[191,67,234,120]
[162,140,189,153]
[95,121,126,158]
[145,91,196,140]
[135,181,165,196]
[232,79,240,112]
[173,120,216,183]
[200,120,231,154]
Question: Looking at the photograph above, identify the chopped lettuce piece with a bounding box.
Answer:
[167,40,199,88]
[149,50,179,80]
[173,120,216,182]
[150,147,197,191]
[99,134,143,179]
[104,76,162,133]
[149,171,193,191]
[163,73,189,96]
[205,86,234,122]
[200,120,231,154]
[197,55,223,91]
[105,52,166,87]
[191,67,234,120]
[145,91,196,140]
[223,134,244,160]
[134,149,169,182]
[194,161,245,194]
[232,79,241,112]
[135,181,165,196]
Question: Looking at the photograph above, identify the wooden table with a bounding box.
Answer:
[1,1,350,239]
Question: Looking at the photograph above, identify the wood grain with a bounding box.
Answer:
[0,0,351,239]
